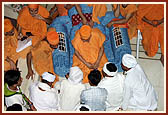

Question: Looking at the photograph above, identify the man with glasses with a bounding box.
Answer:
[17,4,52,47]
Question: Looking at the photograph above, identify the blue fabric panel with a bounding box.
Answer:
[50,16,72,36]
[101,11,124,26]
[101,11,131,72]
[68,4,93,20]
[110,27,132,72]
[101,11,115,26]
[50,16,71,77]
[69,23,83,67]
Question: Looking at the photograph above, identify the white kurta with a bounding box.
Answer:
[122,64,158,111]
[59,79,86,111]
[29,82,59,111]
[5,86,27,111]
[98,73,125,110]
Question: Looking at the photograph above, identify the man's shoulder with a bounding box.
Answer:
[84,87,107,92]
[29,82,39,90]
[99,87,108,93]
[60,79,69,86]
[116,73,125,80]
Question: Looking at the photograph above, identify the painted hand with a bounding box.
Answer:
[86,62,95,69]
[88,20,94,27]
[106,22,112,28]
[82,18,88,25]
[32,14,44,20]
[26,69,34,80]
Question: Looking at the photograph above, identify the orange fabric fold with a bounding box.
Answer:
[47,31,59,45]
[31,41,59,82]
[137,4,164,56]
[28,4,39,9]
[88,4,107,24]
[4,19,13,33]
[79,25,92,39]
[111,18,128,28]
[56,4,68,16]
[4,28,31,71]
[113,4,138,39]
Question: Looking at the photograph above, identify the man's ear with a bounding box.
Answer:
[13,84,18,87]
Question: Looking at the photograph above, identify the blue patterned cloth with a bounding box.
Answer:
[68,4,93,18]
[110,27,132,72]
[80,86,108,111]
[100,11,132,72]
[50,16,72,77]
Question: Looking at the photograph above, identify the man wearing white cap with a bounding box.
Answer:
[29,72,59,111]
[58,66,86,111]
[98,62,125,111]
[121,54,158,111]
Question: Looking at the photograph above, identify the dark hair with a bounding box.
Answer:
[106,63,117,72]
[80,106,89,111]
[6,104,22,111]
[41,79,50,84]
[88,69,101,86]
[4,70,21,86]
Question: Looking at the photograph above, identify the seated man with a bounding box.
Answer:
[26,30,60,83]
[4,70,36,111]
[107,4,138,40]
[98,62,125,111]
[137,4,164,66]
[49,8,72,80]
[4,18,19,72]
[4,18,31,72]
[58,66,86,111]
[80,69,108,111]
[17,4,51,47]
[29,72,59,111]
[72,25,108,83]
[121,54,158,111]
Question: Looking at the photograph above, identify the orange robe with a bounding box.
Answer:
[113,4,138,39]
[72,28,108,83]
[4,29,31,71]
[137,4,164,57]
[17,5,49,47]
[88,4,107,24]
[56,4,68,16]
[31,41,59,81]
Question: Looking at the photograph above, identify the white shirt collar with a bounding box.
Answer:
[7,84,20,92]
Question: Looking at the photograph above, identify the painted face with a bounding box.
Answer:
[81,37,90,42]
[80,34,91,42]
[5,28,15,36]
[29,7,39,16]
